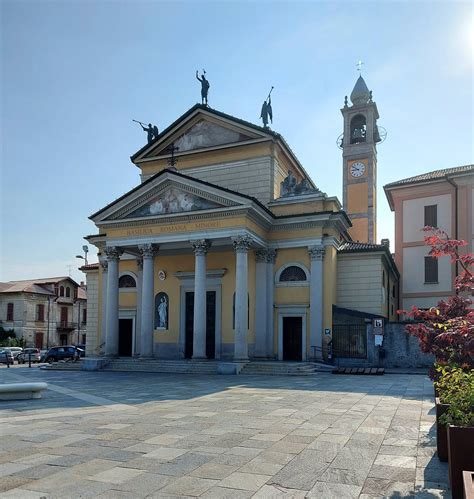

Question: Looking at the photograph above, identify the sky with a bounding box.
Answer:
[1,0,473,284]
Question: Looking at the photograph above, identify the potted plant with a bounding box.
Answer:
[440,369,474,499]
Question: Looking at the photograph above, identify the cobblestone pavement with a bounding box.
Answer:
[0,367,449,498]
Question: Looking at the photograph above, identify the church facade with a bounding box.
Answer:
[83,77,399,362]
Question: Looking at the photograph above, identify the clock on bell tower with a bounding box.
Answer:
[339,75,385,244]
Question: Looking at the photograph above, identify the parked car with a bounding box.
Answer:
[76,344,86,357]
[0,349,15,364]
[41,346,83,363]
[17,348,41,364]
[3,347,23,360]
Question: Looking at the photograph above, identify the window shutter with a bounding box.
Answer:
[7,303,14,321]
[424,205,438,228]
[424,256,438,283]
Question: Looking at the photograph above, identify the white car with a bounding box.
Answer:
[3,347,23,360]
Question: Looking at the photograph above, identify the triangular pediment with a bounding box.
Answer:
[159,119,253,155]
[92,170,250,224]
[132,106,273,163]
[123,186,224,219]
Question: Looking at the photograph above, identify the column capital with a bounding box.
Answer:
[138,243,159,258]
[232,235,254,253]
[99,256,108,271]
[308,245,325,261]
[255,248,277,263]
[104,246,123,261]
[191,239,211,256]
[136,256,143,270]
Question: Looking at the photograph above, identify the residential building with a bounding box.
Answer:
[0,277,87,348]
[384,164,474,311]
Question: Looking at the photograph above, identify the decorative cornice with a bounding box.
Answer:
[308,246,325,261]
[138,243,159,258]
[191,239,211,256]
[232,235,254,253]
[104,246,123,261]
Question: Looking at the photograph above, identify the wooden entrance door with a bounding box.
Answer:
[35,332,44,349]
[118,319,133,357]
[185,291,216,359]
[283,317,303,361]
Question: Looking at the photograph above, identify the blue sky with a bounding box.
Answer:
[1,0,473,283]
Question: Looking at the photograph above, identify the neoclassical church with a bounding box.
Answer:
[82,75,399,363]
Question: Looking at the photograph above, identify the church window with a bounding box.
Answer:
[6,303,14,321]
[118,275,136,288]
[279,266,307,282]
[424,205,437,228]
[350,114,366,144]
[155,292,168,329]
[66,287,71,298]
[59,286,65,297]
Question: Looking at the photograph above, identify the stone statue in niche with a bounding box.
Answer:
[280,171,318,197]
[155,292,168,329]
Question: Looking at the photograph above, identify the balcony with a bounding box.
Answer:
[56,321,77,331]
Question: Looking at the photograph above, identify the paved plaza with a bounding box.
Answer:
[0,367,449,498]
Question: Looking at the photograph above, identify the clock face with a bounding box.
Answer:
[350,161,366,178]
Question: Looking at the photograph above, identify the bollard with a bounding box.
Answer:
[29,353,32,368]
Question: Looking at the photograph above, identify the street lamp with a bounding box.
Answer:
[75,245,89,266]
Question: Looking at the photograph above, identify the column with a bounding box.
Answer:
[308,245,325,361]
[266,249,277,358]
[191,239,211,359]
[104,246,123,357]
[99,257,108,355]
[233,235,253,361]
[139,244,158,358]
[254,250,268,358]
[134,256,143,356]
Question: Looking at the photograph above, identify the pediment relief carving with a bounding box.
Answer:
[155,119,254,156]
[108,185,235,221]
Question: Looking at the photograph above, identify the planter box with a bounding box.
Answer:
[463,471,474,499]
[435,398,449,461]
[447,425,474,499]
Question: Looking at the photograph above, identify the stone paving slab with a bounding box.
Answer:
[0,367,450,497]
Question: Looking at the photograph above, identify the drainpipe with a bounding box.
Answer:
[446,177,459,283]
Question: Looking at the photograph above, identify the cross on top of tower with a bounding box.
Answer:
[356,60,364,73]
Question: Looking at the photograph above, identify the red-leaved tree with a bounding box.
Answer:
[401,227,473,368]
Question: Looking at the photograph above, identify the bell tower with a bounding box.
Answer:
[340,75,384,244]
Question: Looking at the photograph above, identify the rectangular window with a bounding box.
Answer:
[36,304,45,322]
[82,309,87,324]
[6,303,14,321]
[424,205,438,228]
[424,256,438,283]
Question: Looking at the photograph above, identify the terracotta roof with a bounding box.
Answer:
[384,164,473,189]
[338,242,399,277]
[0,276,84,297]
[80,263,99,271]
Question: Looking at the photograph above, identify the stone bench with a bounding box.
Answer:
[0,382,48,400]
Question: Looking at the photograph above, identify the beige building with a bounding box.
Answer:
[82,77,399,364]
[384,164,474,311]
[0,277,87,348]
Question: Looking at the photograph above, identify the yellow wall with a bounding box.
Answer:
[349,218,368,243]
[323,246,337,342]
[347,183,368,213]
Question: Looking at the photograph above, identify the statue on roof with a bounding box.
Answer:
[196,69,210,106]
[280,171,318,198]
[260,87,273,127]
[133,120,159,144]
